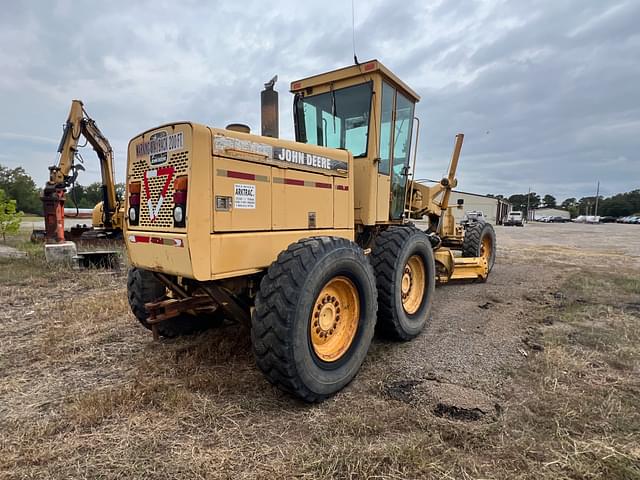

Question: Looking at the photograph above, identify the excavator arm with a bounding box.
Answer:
[42,100,118,242]
[406,133,464,237]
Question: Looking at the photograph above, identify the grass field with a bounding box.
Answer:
[1,224,639,479]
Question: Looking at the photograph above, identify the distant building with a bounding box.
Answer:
[532,207,570,220]
[448,191,512,225]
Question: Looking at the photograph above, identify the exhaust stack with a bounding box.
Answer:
[261,75,279,138]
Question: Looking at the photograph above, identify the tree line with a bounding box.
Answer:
[488,191,640,218]
[0,164,124,214]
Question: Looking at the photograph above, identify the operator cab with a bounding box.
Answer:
[291,60,419,225]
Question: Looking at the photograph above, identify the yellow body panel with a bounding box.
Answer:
[209,229,353,279]
[376,173,391,221]
[213,157,272,232]
[127,233,193,278]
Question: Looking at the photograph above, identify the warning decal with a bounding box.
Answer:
[234,183,256,209]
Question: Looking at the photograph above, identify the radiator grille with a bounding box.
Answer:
[130,151,189,228]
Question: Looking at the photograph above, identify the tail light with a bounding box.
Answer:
[128,181,141,226]
[173,176,187,227]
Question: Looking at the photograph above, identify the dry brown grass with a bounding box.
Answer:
[1,245,639,478]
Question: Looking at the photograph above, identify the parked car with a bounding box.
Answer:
[573,215,600,224]
[599,216,617,223]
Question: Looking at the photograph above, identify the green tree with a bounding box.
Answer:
[0,165,41,214]
[542,194,556,208]
[561,198,578,218]
[598,189,640,216]
[0,189,23,242]
[84,182,105,206]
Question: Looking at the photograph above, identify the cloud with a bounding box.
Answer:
[0,0,637,202]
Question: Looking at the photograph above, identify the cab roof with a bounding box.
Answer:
[290,59,420,102]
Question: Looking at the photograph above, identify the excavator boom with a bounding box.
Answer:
[42,100,120,242]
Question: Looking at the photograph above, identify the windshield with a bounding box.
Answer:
[294,82,372,157]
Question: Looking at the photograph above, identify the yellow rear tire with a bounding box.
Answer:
[252,237,377,402]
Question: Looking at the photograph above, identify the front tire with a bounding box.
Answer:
[251,237,377,402]
[370,226,436,341]
[462,222,497,272]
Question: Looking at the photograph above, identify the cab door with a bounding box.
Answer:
[377,82,415,221]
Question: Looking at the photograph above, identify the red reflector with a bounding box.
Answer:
[173,190,187,204]
[364,62,375,71]
[292,82,301,89]
[129,193,140,206]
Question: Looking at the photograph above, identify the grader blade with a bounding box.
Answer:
[450,257,488,282]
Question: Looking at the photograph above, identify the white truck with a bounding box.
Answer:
[505,211,524,226]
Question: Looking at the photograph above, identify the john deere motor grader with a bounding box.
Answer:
[124,60,496,402]
[40,100,123,243]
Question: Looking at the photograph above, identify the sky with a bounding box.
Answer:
[0,0,638,201]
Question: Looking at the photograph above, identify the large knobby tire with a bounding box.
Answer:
[462,222,496,272]
[370,226,436,341]
[251,237,377,402]
[127,267,213,338]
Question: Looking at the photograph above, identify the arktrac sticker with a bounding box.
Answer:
[136,131,184,165]
[234,183,256,209]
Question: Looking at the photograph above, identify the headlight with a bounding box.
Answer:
[173,205,184,223]
[128,207,137,222]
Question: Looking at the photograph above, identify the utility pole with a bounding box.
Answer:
[526,187,531,222]
[594,180,600,216]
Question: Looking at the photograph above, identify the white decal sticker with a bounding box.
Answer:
[234,183,256,209]
[213,136,273,157]
[136,131,184,159]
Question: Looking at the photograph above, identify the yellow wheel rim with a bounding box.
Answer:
[401,255,426,315]
[481,235,492,263]
[310,276,360,363]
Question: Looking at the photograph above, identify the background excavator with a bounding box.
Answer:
[38,100,123,243]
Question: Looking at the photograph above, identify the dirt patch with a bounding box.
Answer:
[432,403,486,422]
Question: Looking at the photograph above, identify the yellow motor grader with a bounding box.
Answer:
[124,60,496,401]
